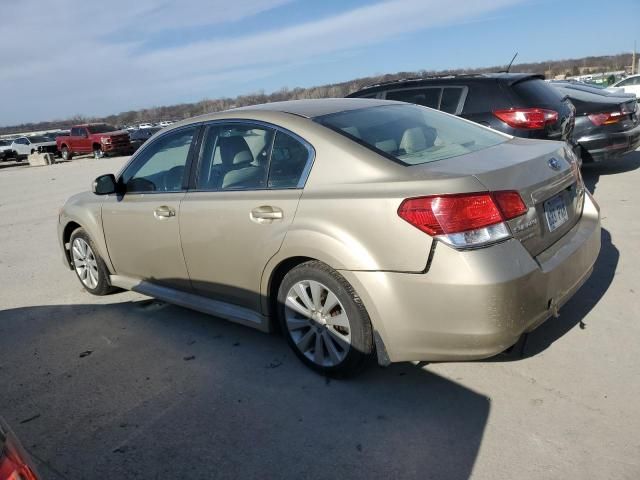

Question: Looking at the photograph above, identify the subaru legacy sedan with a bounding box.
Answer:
[58,99,601,377]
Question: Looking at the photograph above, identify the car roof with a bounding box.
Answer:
[350,72,544,94]
[229,98,393,118]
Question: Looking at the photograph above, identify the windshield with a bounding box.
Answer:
[315,104,508,165]
[87,124,117,134]
[28,135,49,143]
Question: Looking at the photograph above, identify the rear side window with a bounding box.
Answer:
[268,132,310,188]
[384,87,466,114]
[316,104,507,166]
[512,79,565,107]
[440,88,464,114]
[196,124,274,191]
[386,88,440,109]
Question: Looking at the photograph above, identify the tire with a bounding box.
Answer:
[61,147,72,161]
[93,147,104,159]
[69,228,116,296]
[277,260,375,377]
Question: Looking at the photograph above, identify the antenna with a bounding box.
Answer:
[505,52,518,73]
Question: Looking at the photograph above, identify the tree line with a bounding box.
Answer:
[1,52,633,135]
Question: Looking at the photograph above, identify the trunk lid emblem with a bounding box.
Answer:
[548,157,561,171]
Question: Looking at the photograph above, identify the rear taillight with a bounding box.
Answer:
[587,111,622,126]
[398,191,527,248]
[0,440,38,480]
[493,108,559,130]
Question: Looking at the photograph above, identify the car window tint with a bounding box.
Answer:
[385,88,441,109]
[196,124,273,191]
[268,132,310,188]
[512,79,564,106]
[122,127,196,193]
[440,88,464,114]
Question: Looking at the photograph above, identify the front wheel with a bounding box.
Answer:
[69,228,116,296]
[277,261,375,377]
[61,147,72,161]
[93,147,104,159]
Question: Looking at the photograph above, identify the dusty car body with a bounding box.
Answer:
[58,99,601,376]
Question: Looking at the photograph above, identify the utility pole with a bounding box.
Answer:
[633,40,636,75]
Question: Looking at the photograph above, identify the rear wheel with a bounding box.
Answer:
[277,261,375,377]
[69,228,115,296]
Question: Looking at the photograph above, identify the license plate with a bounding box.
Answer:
[544,195,569,232]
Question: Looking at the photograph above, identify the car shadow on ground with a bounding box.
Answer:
[581,150,640,195]
[0,301,489,479]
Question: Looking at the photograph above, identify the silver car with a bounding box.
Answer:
[58,99,601,376]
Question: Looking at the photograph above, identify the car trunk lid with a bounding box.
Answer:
[415,138,585,257]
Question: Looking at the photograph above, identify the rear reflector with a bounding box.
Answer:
[588,111,622,126]
[493,108,559,130]
[398,191,528,248]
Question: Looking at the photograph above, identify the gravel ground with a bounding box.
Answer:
[0,152,639,479]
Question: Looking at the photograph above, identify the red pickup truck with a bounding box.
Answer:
[56,123,132,160]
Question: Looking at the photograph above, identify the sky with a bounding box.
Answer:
[1,0,638,126]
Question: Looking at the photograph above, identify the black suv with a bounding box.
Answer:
[347,73,575,143]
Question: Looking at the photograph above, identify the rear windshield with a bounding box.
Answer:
[512,79,565,106]
[87,124,117,134]
[315,104,508,165]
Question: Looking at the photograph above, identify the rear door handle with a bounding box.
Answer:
[154,206,176,219]
[250,206,283,223]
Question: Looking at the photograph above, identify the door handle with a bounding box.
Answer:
[250,206,283,223]
[154,206,176,219]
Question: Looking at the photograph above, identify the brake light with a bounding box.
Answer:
[0,440,38,480]
[587,111,622,126]
[493,108,559,130]
[398,191,527,248]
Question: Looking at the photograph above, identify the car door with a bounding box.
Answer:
[180,122,314,313]
[101,125,199,289]
[12,138,28,156]
[77,127,92,153]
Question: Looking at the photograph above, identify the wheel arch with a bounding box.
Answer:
[62,221,83,266]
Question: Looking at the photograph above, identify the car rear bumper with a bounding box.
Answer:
[341,193,601,364]
[578,123,640,162]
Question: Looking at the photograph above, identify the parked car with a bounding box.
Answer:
[58,99,600,377]
[607,74,640,97]
[11,135,57,159]
[550,81,640,162]
[129,126,161,151]
[0,139,16,161]
[138,123,154,129]
[0,417,39,479]
[347,73,576,145]
[56,124,132,160]
[158,120,174,127]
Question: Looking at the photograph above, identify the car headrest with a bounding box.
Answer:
[400,127,436,154]
[220,136,254,166]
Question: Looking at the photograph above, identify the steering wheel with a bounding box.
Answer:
[162,165,185,191]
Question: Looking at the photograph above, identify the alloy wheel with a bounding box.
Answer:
[71,238,99,289]
[284,280,351,367]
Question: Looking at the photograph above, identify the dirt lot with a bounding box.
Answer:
[0,152,639,479]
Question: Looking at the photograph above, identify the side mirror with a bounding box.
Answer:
[92,174,118,195]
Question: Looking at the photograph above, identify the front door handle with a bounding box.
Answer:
[154,206,176,219]
[250,206,283,223]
